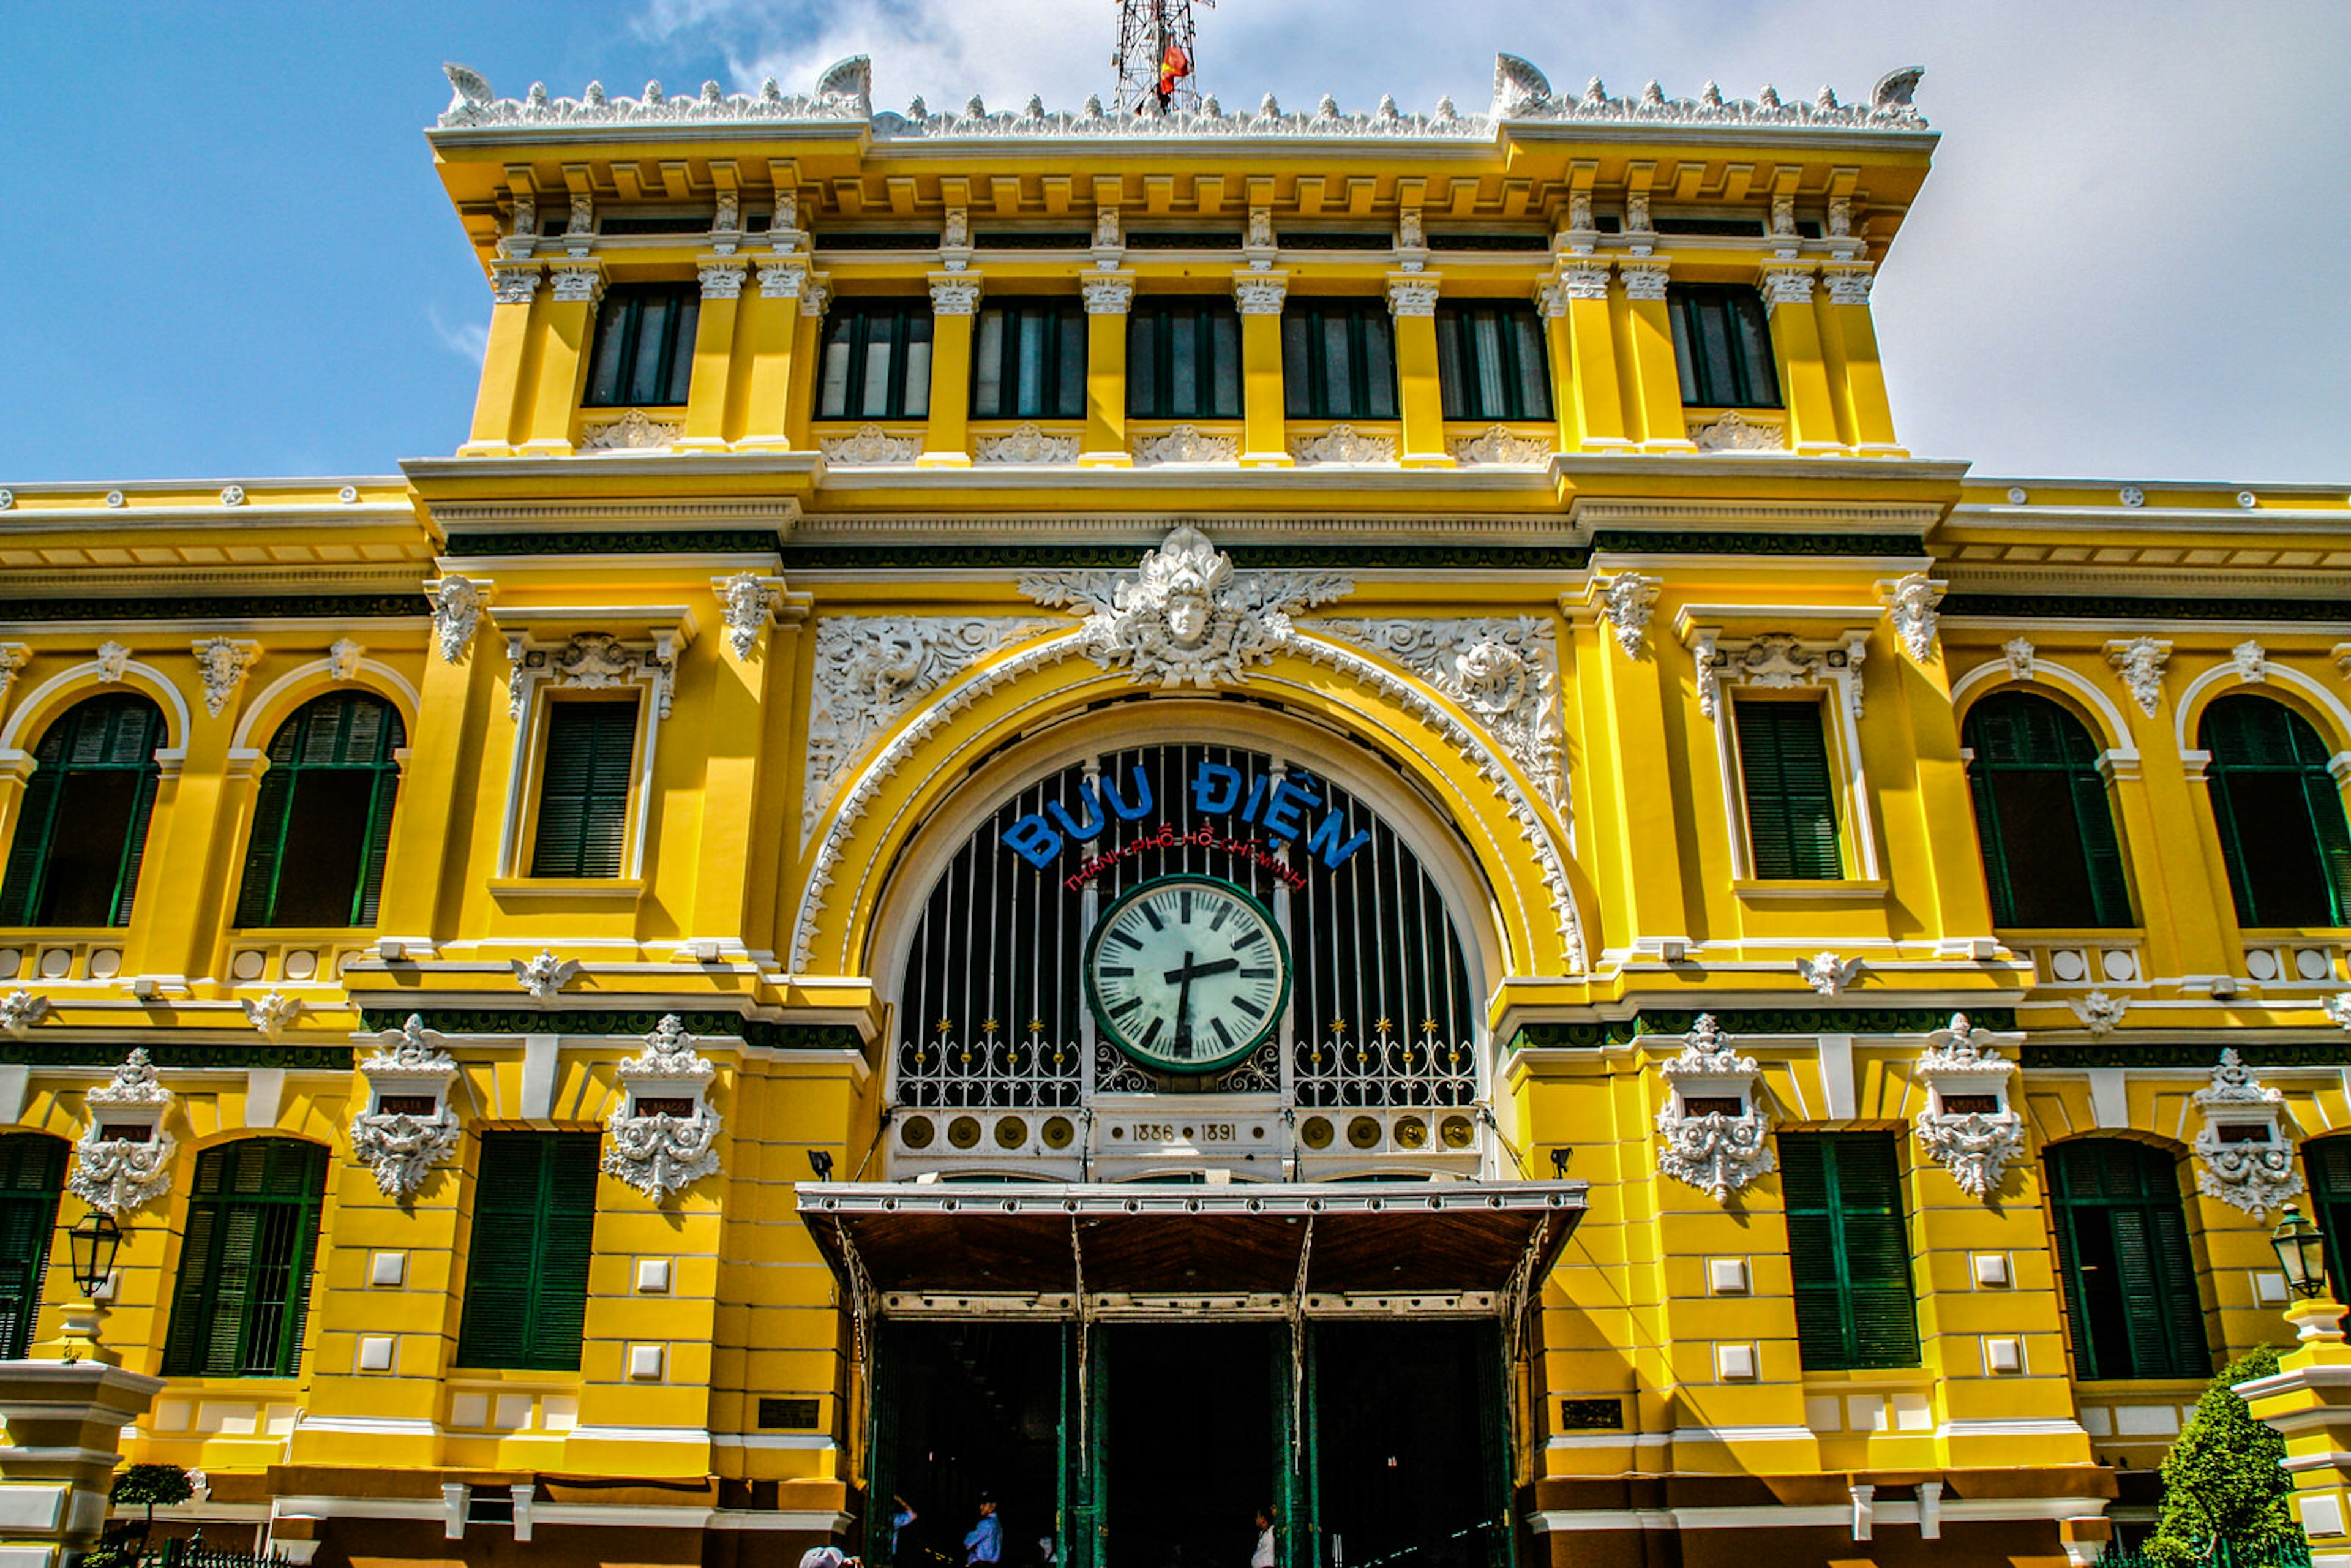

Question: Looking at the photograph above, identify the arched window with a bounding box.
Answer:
[1962,692,2132,928]
[0,694,167,928]
[2200,694,2351,928]
[234,692,405,928]
[161,1139,328,1377]
[2045,1140,2206,1381]
[0,1133,67,1358]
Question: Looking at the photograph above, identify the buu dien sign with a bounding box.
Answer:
[1002,757,1374,888]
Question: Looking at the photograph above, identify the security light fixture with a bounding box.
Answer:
[2272,1205,2331,1301]
[1549,1147,1572,1180]
[68,1210,122,1296]
[808,1149,836,1180]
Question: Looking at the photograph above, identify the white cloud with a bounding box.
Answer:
[632,0,2350,482]
[429,302,490,367]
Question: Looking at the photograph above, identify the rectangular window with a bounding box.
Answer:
[1779,1133,1921,1371]
[1668,284,1781,408]
[583,284,700,408]
[1129,299,1243,419]
[817,301,934,421]
[531,700,639,879]
[971,298,1086,420]
[1281,299,1398,420]
[1434,303,1552,422]
[1735,699,1843,880]
[160,1140,328,1377]
[455,1133,601,1371]
[0,1136,65,1360]
[2046,1141,2207,1379]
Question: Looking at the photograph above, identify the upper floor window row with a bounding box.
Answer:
[585,283,700,408]
[1669,284,1780,410]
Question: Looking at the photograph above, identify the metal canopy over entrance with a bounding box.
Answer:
[799,1180,1585,1311]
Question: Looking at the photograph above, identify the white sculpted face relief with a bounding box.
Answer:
[1912,1013,2025,1200]
[603,1015,722,1199]
[1654,1015,1774,1203]
[68,1048,176,1217]
[350,1015,463,1202]
[2192,1048,2303,1217]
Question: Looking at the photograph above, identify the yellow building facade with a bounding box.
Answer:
[3,47,2349,1568]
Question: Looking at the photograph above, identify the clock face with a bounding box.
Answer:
[1085,876,1292,1073]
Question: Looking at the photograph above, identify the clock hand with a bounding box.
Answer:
[1163,956,1241,984]
[1172,950,1196,1058]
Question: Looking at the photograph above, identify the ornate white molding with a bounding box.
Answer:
[1689,410,1786,452]
[240,990,302,1040]
[2325,993,2351,1031]
[1690,628,1869,723]
[1596,574,1660,659]
[1794,951,1861,996]
[819,424,921,465]
[490,263,543,305]
[438,56,1925,138]
[68,1049,174,1217]
[0,644,27,707]
[1133,425,1240,465]
[94,641,130,683]
[429,578,486,664]
[506,629,680,722]
[1618,260,1671,301]
[1386,276,1441,317]
[192,637,260,719]
[1756,263,1818,315]
[800,274,834,318]
[2232,639,2268,685]
[756,257,808,298]
[1881,574,1944,663]
[716,572,787,661]
[1289,425,1398,465]
[928,274,983,315]
[1021,525,1351,691]
[1913,1013,2025,1200]
[975,422,1081,465]
[1655,1016,1774,1203]
[2071,988,2128,1036]
[2192,1048,2303,1218]
[513,949,582,1001]
[602,1015,721,1199]
[1081,274,1135,315]
[1231,274,1289,315]
[803,615,1054,841]
[1447,426,1550,467]
[350,1015,462,1202]
[1822,265,1875,306]
[2107,637,2171,718]
[327,639,366,682]
[1555,261,1611,301]
[581,410,684,451]
[2002,636,2036,681]
[697,259,748,299]
[1,989,51,1037]
[1316,617,1565,817]
[549,262,606,305]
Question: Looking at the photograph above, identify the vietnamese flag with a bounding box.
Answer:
[1156,41,1190,105]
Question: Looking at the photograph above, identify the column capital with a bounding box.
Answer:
[1231,269,1290,315]
[1081,272,1136,315]
[1618,259,1673,302]
[799,272,833,318]
[1542,260,1613,313]
[548,260,606,306]
[756,255,809,299]
[1756,262,1819,317]
[697,257,749,300]
[1821,263,1875,306]
[928,272,984,315]
[489,262,543,306]
[1385,272,1442,317]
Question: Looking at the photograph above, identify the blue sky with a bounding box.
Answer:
[2,0,2344,484]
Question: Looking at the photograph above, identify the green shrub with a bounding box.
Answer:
[2148,1345,2298,1564]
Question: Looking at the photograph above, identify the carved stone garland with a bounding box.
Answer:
[975,423,1081,465]
[1654,1015,1774,1203]
[430,577,486,664]
[1912,1013,2025,1200]
[1315,617,1565,817]
[1446,426,1551,467]
[717,572,786,661]
[1597,574,1660,659]
[1691,629,1869,723]
[193,638,260,719]
[2192,1048,2303,1217]
[350,1015,463,1201]
[68,1049,176,1217]
[602,1015,722,1199]
[803,615,1057,842]
[820,425,923,465]
[2107,637,2171,718]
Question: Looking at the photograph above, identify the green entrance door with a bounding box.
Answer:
[1084,1323,1287,1568]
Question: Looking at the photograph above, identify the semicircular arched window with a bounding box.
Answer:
[234,692,406,929]
[0,693,168,928]
[2199,694,2351,929]
[1961,691,2133,928]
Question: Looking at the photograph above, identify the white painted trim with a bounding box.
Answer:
[1937,1417,2092,1439]
[563,1424,713,1444]
[707,1433,838,1449]
[0,661,192,750]
[1528,1495,2109,1532]
[2174,661,2351,756]
[230,659,423,750]
[1949,658,2139,759]
[1545,1431,1670,1449]
[1665,1424,1816,1444]
[288,1416,440,1437]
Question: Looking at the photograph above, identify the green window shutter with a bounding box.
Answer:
[353,765,401,926]
[233,768,296,928]
[1965,762,2017,926]
[457,1132,600,1370]
[531,702,638,879]
[2305,1138,2351,1304]
[160,1139,326,1377]
[2071,768,2137,927]
[1737,700,1842,880]
[1780,1133,1919,1371]
[2044,1141,2207,1380]
[0,757,64,925]
[0,1136,67,1359]
[109,763,162,926]
[2301,769,2351,925]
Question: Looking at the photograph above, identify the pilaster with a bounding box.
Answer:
[460,264,541,457]
[1547,262,1630,450]
[783,274,831,451]
[1079,272,1136,468]
[1617,259,1694,451]
[517,261,605,456]
[919,272,981,467]
[677,257,748,452]
[1758,264,1839,454]
[1821,264,1905,455]
[1385,272,1453,468]
[373,621,493,945]
[1232,270,1292,467]
[737,257,811,450]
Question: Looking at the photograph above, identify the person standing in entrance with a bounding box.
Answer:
[1253,1506,1278,1568]
[965,1498,1002,1567]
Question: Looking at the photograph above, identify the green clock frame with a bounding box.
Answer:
[1082,873,1294,1075]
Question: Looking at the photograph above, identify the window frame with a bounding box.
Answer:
[0,1134,67,1360]
[1128,297,1245,421]
[1731,696,1846,881]
[524,694,644,880]
[0,693,168,929]
[1963,691,2135,929]
[1777,1131,1922,1371]
[1667,284,1783,410]
[234,691,407,929]
[160,1139,329,1378]
[2044,1139,2208,1382]
[454,1131,601,1371]
[817,299,936,422]
[1433,301,1553,423]
[582,283,702,409]
[2199,694,2351,929]
[1280,298,1400,421]
[970,296,1087,421]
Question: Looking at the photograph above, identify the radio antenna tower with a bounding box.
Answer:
[1112,0,1213,116]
